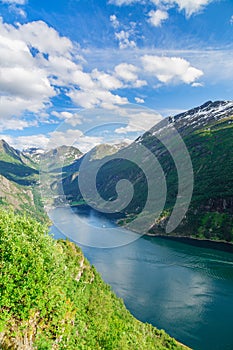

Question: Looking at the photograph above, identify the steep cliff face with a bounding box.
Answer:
[61,101,233,242]
[0,210,189,350]
[0,139,39,186]
[136,101,233,241]
[0,140,84,223]
[0,140,47,222]
[0,174,33,208]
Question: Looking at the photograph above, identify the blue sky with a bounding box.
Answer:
[0,0,233,150]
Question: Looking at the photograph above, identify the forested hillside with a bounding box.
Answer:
[0,210,188,350]
[61,101,233,242]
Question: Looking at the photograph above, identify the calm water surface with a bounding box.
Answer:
[50,207,233,350]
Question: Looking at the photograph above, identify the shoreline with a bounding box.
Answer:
[55,204,233,253]
[146,233,233,253]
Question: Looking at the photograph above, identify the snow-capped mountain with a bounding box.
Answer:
[23,147,45,155]
[23,147,45,164]
[171,100,233,132]
[135,100,233,146]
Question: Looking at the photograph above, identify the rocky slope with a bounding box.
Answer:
[0,140,82,222]
[0,140,46,222]
[89,142,129,160]
[23,147,45,164]
[62,100,233,242]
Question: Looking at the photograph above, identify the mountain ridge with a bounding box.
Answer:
[61,100,233,243]
[1,100,233,243]
[0,140,83,223]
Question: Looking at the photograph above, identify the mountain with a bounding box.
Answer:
[0,139,46,222]
[23,147,45,164]
[0,174,33,208]
[3,100,233,243]
[42,143,130,207]
[24,145,83,169]
[0,142,190,348]
[42,145,82,170]
[89,142,129,160]
[0,209,189,350]
[141,100,233,241]
[62,100,233,243]
[0,139,39,185]
[0,140,83,222]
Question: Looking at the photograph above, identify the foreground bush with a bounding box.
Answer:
[0,210,189,349]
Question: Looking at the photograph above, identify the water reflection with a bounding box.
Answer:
[49,206,139,248]
[50,207,233,350]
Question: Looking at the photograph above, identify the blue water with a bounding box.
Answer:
[50,207,233,350]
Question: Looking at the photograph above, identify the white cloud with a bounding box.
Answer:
[3,134,49,150]
[71,70,95,89]
[49,129,104,154]
[49,129,83,148]
[51,111,83,127]
[169,0,213,17]
[191,82,204,87]
[135,97,145,103]
[0,18,72,120]
[18,20,73,57]
[1,0,26,4]
[110,14,120,28]
[48,105,163,152]
[115,110,162,133]
[230,15,233,25]
[0,66,55,99]
[2,104,164,151]
[0,0,27,17]
[109,0,140,5]
[0,130,104,153]
[133,79,147,88]
[92,68,123,90]
[109,0,215,22]
[51,111,82,124]
[8,4,26,17]
[114,63,147,88]
[0,14,205,133]
[115,63,138,81]
[141,55,203,84]
[0,95,50,120]
[87,46,233,89]
[115,30,136,49]
[68,89,128,109]
[73,135,104,154]
[148,9,169,27]
[0,117,37,132]
[115,124,140,133]
[0,17,139,129]
[41,56,81,86]
[0,128,104,152]
[110,11,139,49]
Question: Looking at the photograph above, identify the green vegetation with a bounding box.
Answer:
[0,139,48,223]
[173,118,233,241]
[196,212,233,241]
[0,140,39,186]
[0,140,84,224]
[61,109,233,243]
[89,143,128,160]
[144,116,233,241]
[0,210,188,349]
[42,145,82,172]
